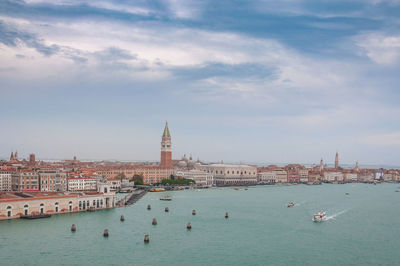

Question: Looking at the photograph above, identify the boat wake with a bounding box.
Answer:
[325,209,348,221]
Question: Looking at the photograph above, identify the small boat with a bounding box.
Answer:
[313,212,326,222]
[287,202,295,208]
[234,188,239,191]
[160,196,172,201]
[21,214,52,219]
[150,188,165,192]
[345,192,349,195]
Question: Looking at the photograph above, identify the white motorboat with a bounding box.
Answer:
[287,202,295,208]
[313,211,326,222]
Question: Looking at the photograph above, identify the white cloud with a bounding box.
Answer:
[356,33,400,65]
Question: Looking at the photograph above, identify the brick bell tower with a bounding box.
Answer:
[160,121,172,168]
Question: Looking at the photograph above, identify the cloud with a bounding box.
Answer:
[356,33,400,65]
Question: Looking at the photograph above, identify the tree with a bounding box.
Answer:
[132,174,144,185]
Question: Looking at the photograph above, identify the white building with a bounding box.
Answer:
[67,177,98,191]
[176,169,214,187]
[323,171,344,182]
[344,173,358,182]
[257,171,276,184]
[196,163,257,186]
[0,171,12,191]
[275,170,288,183]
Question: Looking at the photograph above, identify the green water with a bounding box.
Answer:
[1,183,400,265]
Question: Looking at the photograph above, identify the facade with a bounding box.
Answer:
[67,177,97,191]
[257,171,276,184]
[323,171,344,182]
[12,171,40,191]
[39,170,67,192]
[196,164,257,186]
[0,171,12,191]
[299,169,309,183]
[176,169,214,187]
[97,167,175,185]
[160,121,172,168]
[0,183,116,220]
[275,170,288,183]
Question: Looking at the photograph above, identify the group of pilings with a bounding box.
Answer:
[70,207,229,243]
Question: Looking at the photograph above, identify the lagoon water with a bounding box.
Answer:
[1,183,400,265]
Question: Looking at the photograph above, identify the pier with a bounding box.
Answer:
[117,189,148,207]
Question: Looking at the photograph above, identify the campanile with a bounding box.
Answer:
[160,121,172,168]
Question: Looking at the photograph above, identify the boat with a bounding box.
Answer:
[21,214,52,219]
[160,196,172,201]
[287,202,295,208]
[313,212,326,222]
[234,188,239,191]
[150,188,165,192]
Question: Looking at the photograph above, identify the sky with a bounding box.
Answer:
[1,0,400,166]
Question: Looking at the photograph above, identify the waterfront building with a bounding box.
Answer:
[196,163,257,186]
[275,170,288,183]
[257,171,276,184]
[308,171,321,182]
[299,169,309,183]
[323,171,344,182]
[0,171,12,191]
[160,121,172,168]
[38,170,67,192]
[0,182,116,220]
[12,171,40,191]
[344,172,358,182]
[176,169,214,187]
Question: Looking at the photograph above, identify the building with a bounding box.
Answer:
[38,170,67,192]
[160,121,172,168]
[196,163,257,186]
[0,182,116,220]
[335,152,339,169]
[275,170,288,183]
[0,171,12,191]
[257,171,276,184]
[323,171,344,182]
[12,171,40,191]
[67,177,98,191]
[29,154,36,166]
[97,167,175,185]
[176,169,214,187]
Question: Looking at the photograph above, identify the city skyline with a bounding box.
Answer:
[1,1,400,165]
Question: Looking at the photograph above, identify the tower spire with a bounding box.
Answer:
[335,151,339,169]
[162,120,171,137]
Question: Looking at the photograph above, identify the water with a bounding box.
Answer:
[1,183,400,265]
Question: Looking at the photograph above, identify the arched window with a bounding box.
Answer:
[7,206,12,209]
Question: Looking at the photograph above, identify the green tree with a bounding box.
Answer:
[132,174,144,185]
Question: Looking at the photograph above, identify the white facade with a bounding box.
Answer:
[176,170,214,187]
[344,173,358,181]
[257,172,276,184]
[323,171,344,182]
[196,164,257,186]
[68,178,97,191]
[0,171,12,191]
[275,170,288,183]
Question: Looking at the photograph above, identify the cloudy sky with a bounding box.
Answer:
[1,0,400,166]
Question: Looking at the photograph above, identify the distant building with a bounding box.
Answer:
[12,171,40,191]
[257,171,276,184]
[38,170,67,192]
[196,163,257,186]
[160,121,172,168]
[323,171,343,182]
[176,169,214,187]
[0,171,12,191]
[29,154,36,166]
[67,177,98,191]
[335,152,339,169]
